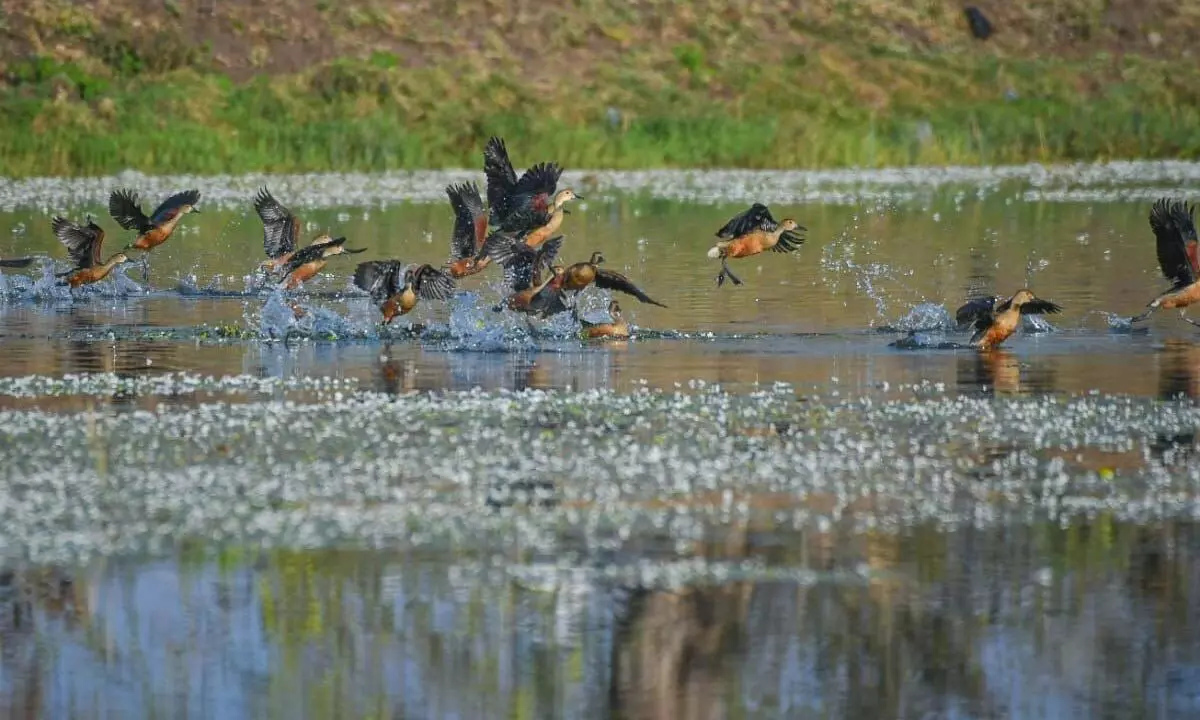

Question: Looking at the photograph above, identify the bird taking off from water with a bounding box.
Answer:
[707,203,805,287]
[956,289,1062,350]
[50,216,131,288]
[1130,198,1200,328]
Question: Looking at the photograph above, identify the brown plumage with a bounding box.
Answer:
[707,203,806,287]
[444,182,490,278]
[278,237,367,290]
[353,260,456,324]
[254,187,335,275]
[955,289,1062,350]
[479,136,581,258]
[557,251,666,307]
[50,216,129,287]
[576,299,630,340]
[489,233,568,316]
[1131,198,1200,327]
[108,188,201,251]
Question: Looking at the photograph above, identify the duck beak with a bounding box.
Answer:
[562,209,572,215]
[345,247,367,254]
[574,195,584,201]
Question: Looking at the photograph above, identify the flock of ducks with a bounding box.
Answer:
[0,137,1198,349]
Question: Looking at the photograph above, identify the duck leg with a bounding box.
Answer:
[139,253,151,283]
[1179,309,1200,328]
[717,258,743,287]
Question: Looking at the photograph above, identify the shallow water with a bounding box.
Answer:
[2,163,1200,717]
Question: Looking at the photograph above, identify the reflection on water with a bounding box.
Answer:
[0,522,1197,718]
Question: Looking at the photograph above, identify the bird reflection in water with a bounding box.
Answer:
[956,349,1057,396]
[1152,340,1200,462]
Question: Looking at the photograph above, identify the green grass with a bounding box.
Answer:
[2,47,1200,176]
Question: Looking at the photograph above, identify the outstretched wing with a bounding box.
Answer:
[1150,198,1199,289]
[150,189,201,225]
[254,187,300,259]
[411,264,457,301]
[771,228,806,253]
[501,163,562,232]
[446,182,486,260]
[483,136,518,226]
[955,296,999,332]
[594,269,668,307]
[716,203,778,238]
[352,260,404,304]
[108,189,153,233]
[52,216,104,269]
[1020,298,1062,315]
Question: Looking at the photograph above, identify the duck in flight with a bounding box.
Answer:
[955,289,1062,350]
[253,187,338,279]
[707,203,805,287]
[353,260,456,324]
[50,216,130,288]
[278,237,366,290]
[108,188,201,281]
[488,233,567,317]
[553,251,666,307]
[480,137,581,257]
[1130,198,1200,327]
[444,182,490,278]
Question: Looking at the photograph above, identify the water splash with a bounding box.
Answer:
[444,291,537,352]
[877,302,957,333]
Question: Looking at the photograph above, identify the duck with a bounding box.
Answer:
[253,187,336,277]
[50,216,130,287]
[489,233,568,316]
[707,203,805,287]
[1130,198,1200,326]
[278,237,366,290]
[444,182,490,278]
[955,289,1062,350]
[576,299,630,340]
[353,261,456,324]
[555,251,666,307]
[480,136,582,254]
[108,188,200,280]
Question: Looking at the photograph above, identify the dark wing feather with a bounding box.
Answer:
[502,162,562,231]
[484,137,518,226]
[716,203,778,238]
[1150,198,1199,289]
[535,236,564,273]
[529,285,569,317]
[446,182,486,260]
[1019,298,1062,315]
[955,296,999,332]
[254,187,300,259]
[771,228,807,253]
[52,216,104,269]
[411,264,457,301]
[108,189,153,233]
[282,242,331,276]
[0,257,35,269]
[150,189,201,225]
[353,260,404,304]
[593,269,668,307]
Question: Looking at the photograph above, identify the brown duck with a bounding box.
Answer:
[707,203,805,287]
[353,261,456,324]
[955,289,1062,350]
[444,182,490,278]
[1131,198,1200,326]
[278,237,366,290]
[576,299,630,340]
[554,251,666,307]
[253,187,336,276]
[489,233,568,316]
[481,137,581,254]
[50,216,130,287]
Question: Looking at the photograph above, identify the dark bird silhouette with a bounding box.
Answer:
[253,187,337,277]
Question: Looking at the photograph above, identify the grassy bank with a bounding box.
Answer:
[2,1,1199,176]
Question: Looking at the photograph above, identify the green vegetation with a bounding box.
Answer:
[1,1,1198,175]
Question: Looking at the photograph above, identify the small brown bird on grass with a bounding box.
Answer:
[707,203,805,287]
[1131,198,1200,327]
[353,260,456,324]
[50,216,130,288]
[278,237,366,290]
[956,289,1062,350]
[253,187,336,277]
